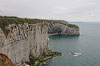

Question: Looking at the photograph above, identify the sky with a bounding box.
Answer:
[0,0,100,22]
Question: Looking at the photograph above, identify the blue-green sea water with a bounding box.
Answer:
[43,22,100,66]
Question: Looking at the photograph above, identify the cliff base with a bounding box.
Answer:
[29,50,62,66]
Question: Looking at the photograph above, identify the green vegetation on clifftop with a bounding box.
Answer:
[67,24,79,28]
[0,16,79,37]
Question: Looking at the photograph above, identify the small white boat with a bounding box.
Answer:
[70,52,81,56]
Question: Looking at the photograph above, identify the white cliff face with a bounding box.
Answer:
[44,22,79,35]
[0,23,49,65]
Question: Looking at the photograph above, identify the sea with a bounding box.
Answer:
[43,22,100,66]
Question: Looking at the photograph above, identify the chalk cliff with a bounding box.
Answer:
[43,20,79,35]
[0,17,80,66]
[0,23,49,65]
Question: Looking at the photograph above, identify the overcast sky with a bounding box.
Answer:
[0,0,100,22]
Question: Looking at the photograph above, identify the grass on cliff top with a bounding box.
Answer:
[37,19,68,25]
[67,24,79,28]
[37,19,79,28]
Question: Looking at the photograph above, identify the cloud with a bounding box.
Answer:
[0,0,100,22]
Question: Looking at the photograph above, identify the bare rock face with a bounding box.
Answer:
[0,23,49,65]
[44,22,79,35]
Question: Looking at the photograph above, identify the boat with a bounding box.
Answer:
[70,52,81,56]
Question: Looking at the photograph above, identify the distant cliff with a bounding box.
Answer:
[41,20,79,35]
[0,17,79,65]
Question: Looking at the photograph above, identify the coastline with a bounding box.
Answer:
[48,33,59,36]
[48,33,80,37]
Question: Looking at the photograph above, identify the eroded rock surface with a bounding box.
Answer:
[0,23,49,65]
[44,22,79,35]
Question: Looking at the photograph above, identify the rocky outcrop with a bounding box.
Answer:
[0,23,49,65]
[43,21,79,35]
